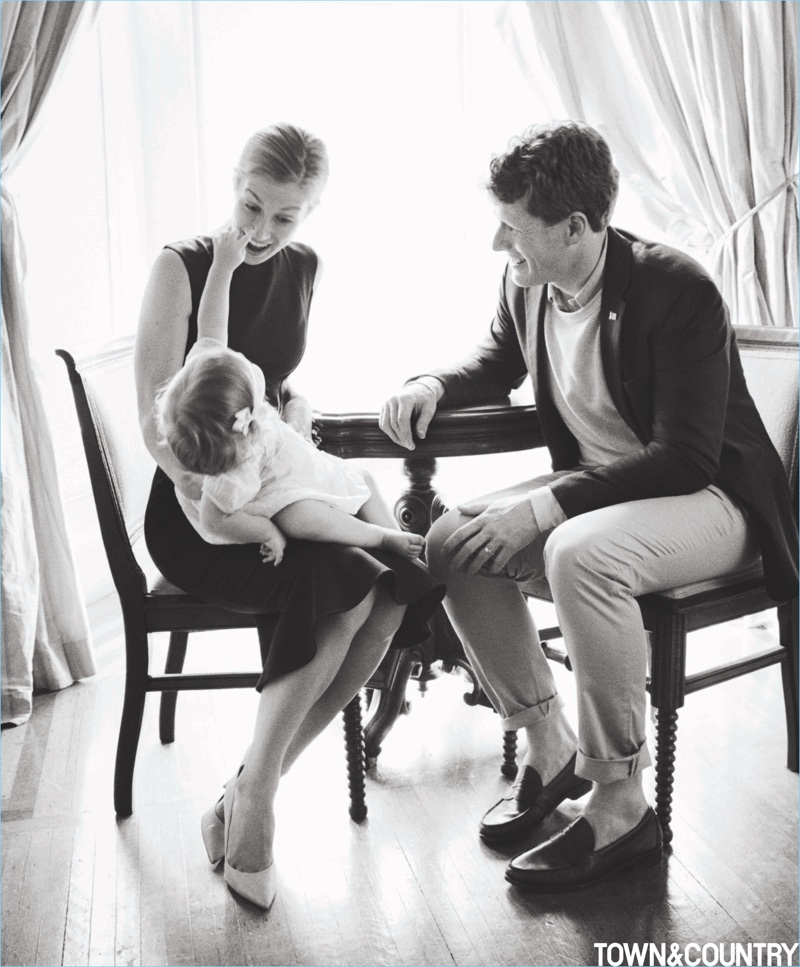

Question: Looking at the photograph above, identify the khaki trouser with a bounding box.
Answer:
[425,474,758,784]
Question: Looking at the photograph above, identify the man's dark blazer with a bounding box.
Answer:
[426,227,797,602]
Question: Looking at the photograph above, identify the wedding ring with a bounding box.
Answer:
[483,546,494,554]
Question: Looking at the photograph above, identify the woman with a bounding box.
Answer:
[135,123,443,910]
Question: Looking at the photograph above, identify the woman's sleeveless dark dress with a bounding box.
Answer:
[144,236,444,690]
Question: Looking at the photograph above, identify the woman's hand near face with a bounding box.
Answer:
[379,381,441,450]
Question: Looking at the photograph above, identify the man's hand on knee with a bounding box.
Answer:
[442,493,540,575]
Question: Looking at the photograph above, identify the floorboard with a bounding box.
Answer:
[2,606,797,966]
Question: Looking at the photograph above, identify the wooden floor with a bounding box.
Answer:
[2,600,798,967]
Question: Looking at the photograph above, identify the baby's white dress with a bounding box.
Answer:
[174,339,370,544]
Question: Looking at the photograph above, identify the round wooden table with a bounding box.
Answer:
[317,399,542,530]
[315,401,542,772]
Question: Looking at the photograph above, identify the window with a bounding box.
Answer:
[12,0,667,603]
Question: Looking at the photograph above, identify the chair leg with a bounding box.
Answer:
[343,694,367,822]
[778,599,799,772]
[114,674,148,817]
[654,707,678,846]
[159,631,189,745]
[115,618,154,816]
[502,730,518,779]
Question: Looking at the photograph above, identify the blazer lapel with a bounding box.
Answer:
[600,299,626,418]
[599,229,645,440]
[523,284,545,401]
[524,284,556,415]
[530,228,630,427]
[524,283,582,467]
[525,228,646,458]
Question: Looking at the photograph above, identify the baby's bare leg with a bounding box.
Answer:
[355,469,427,559]
[358,470,425,557]
[274,499,424,560]
[354,469,398,528]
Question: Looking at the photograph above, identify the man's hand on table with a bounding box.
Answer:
[379,381,441,450]
[443,493,540,576]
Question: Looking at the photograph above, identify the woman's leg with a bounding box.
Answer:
[225,587,404,873]
[281,587,404,773]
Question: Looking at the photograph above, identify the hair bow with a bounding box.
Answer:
[233,399,272,436]
[232,407,255,436]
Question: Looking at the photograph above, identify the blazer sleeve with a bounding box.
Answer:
[550,276,732,517]
[411,267,530,407]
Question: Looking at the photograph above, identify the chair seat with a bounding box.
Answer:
[149,573,188,596]
[644,561,764,602]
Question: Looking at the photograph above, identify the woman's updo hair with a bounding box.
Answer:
[235,123,329,190]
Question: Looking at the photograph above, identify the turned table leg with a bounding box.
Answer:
[363,455,493,766]
[362,458,443,761]
[398,456,465,660]
[398,457,518,779]
[315,402,542,776]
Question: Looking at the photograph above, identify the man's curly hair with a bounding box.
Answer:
[488,120,619,232]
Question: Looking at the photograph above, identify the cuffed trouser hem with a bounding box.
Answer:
[576,741,652,784]
[501,693,566,732]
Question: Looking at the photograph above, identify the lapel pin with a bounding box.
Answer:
[609,311,617,321]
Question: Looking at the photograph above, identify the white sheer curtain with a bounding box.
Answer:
[2,0,97,726]
[499,0,798,328]
[15,0,555,602]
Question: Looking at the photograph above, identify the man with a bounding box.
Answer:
[379,121,797,892]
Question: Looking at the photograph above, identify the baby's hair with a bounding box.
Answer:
[156,350,259,476]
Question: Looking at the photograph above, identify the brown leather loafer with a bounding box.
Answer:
[505,806,663,892]
[479,753,592,842]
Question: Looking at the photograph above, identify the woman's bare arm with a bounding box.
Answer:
[134,248,199,493]
[281,389,314,440]
[279,255,322,441]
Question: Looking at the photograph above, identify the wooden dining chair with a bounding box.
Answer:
[57,339,368,820]
[531,324,798,843]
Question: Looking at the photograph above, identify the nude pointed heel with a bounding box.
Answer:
[223,770,277,910]
[201,796,225,868]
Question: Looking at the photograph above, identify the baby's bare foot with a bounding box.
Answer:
[382,529,425,559]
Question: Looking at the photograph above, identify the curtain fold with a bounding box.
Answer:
[501,0,798,328]
[2,0,96,726]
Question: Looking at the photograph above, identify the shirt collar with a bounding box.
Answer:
[547,233,608,312]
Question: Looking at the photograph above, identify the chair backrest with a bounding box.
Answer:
[734,325,799,497]
[57,338,156,600]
